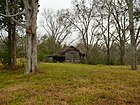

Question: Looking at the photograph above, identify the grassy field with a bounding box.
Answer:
[0,63,140,105]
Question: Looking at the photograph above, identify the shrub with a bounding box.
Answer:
[0,50,10,66]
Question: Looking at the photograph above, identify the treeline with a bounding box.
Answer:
[0,0,140,71]
[38,0,140,69]
[37,36,140,65]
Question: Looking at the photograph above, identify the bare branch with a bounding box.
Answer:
[11,17,26,28]
[0,10,25,18]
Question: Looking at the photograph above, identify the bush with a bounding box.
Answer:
[0,50,10,66]
[37,52,48,62]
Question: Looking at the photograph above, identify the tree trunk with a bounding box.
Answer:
[26,29,37,73]
[11,0,17,69]
[7,21,17,69]
[120,46,125,65]
[126,0,137,70]
[7,25,12,66]
[32,33,37,71]
[11,22,17,69]
[26,33,31,73]
[120,26,126,65]
[107,46,111,65]
[23,0,39,73]
[119,36,125,65]
[106,10,111,65]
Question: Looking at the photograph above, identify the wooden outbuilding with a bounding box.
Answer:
[48,46,85,63]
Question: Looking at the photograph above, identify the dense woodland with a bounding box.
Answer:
[0,0,140,73]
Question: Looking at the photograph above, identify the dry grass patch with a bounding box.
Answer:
[0,63,140,105]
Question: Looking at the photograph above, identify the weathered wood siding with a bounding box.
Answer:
[65,50,80,63]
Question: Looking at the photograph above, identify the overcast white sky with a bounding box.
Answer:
[39,0,72,13]
[38,0,72,30]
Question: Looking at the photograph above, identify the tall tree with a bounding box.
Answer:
[64,0,101,64]
[111,0,129,65]
[125,0,137,70]
[23,0,39,73]
[102,0,114,65]
[97,0,116,65]
[40,9,72,53]
[0,0,24,69]
[0,0,39,73]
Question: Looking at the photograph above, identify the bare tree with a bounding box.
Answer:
[134,0,140,47]
[63,0,101,63]
[40,9,72,53]
[111,0,129,65]
[96,0,116,65]
[125,0,137,70]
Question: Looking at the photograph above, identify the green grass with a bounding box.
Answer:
[0,63,140,105]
